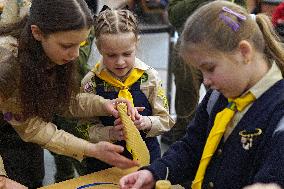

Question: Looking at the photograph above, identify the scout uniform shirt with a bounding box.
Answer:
[0,35,111,161]
[81,58,175,143]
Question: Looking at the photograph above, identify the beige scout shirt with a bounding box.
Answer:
[81,58,175,143]
[0,155,6,176]
[0,35,110,160]
[224,62,283,140]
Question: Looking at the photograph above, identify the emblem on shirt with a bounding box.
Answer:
[157,85,168,109]
[239,128,262,150]
[140,73,148,83]
[84,81,95,93]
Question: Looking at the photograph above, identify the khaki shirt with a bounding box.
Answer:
[0,156,6,176]
[0,35,110,160]
[81,58,175,143]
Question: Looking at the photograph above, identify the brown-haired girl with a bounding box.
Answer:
[120,1,284,188]
[0,0,139,176]
[0,48,27,188]
[80,8,174,172]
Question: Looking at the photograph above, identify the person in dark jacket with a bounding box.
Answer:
[120,1,284,188]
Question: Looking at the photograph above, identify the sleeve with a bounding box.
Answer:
[4,115,90,161]
[76,33,94,80]
[88,122,113,143]
[0,155,6,176]
[168,0,208,30]
[145,69,175,137]
[68,92,110,118]
[144,91,212,184]
[79,71,113,143]
[252,112,284,187]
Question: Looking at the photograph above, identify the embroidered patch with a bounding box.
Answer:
[158,87,168,109]
[3,112,23,122]
[84,81,95,93]
[140,73,148,83]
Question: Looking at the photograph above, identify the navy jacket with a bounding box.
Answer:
[146,80,284,189]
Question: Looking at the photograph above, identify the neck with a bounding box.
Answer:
[247,55,271,90]
[107,68,133,82]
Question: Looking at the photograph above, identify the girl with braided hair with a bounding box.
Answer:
[79,8,174,173]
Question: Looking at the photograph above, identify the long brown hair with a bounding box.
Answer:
[0,47,19,100]
[180,1,284,75]
[18,0,94,121]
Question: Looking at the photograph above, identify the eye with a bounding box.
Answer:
[207,66,215,72]
[107,54,116,58]
[60,44,73,49]
[123,52,132,57]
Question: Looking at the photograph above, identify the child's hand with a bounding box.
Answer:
[134,114,152,132]
[110,118,126,141]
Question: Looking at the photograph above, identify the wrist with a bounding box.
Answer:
[84,142,96,157]
[146,116,152,130]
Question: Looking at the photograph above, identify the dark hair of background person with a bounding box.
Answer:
[85,0,98,14]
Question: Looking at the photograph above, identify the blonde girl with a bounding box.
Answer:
[81,8,174,172]
[120,1,284,188]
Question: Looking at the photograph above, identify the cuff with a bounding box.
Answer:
[89,126,113,143]
[43,131,90,161]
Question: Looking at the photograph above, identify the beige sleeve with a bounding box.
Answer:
[0,155,6,176]
[144,69,175,137]
[6,116,90,160]
[68,93,110,118]
[88,123,113,143]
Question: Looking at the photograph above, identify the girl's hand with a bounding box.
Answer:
[85,141,139,169]
[0,176,28,189]
[119,170,155,189]
[103,98,137,120]
[134,114,152,132]
[110,118,126,141]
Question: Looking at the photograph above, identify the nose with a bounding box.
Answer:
[116,56,125,66]
[203,76,212,88]
[68,47,80,60]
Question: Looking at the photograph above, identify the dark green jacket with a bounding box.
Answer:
[168,0,247,31]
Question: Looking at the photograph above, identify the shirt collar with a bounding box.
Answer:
[249,62,283,99]
[93,57,149,74]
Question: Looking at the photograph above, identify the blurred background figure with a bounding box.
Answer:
[272,1,284,40]
[115,0,169,25]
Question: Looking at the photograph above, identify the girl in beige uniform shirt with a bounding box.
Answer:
[0,0,139,188]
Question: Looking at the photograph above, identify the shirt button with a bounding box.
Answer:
[217,149,222,156]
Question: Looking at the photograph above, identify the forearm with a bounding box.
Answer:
[69,93,109,118]
[88,124,113,143]
[9,116,90,160]
[146,115,174,137]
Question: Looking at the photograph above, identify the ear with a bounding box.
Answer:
[31,25,44,41]
[238,40,253,64]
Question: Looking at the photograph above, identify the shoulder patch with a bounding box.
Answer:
[158,86,168,109]
[140,73,149,83]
